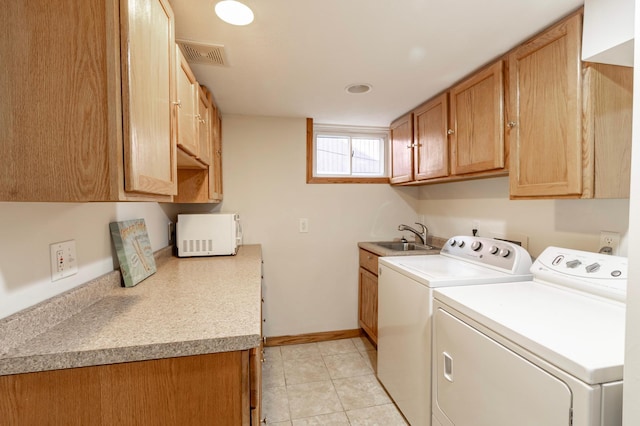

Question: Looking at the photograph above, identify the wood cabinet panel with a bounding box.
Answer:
[450,60,505,175]
[174,87,223,203]
[359,267,378,344]
[585,63,633,198]
[1,0,176,201]
[358,248,379,343]
[0,352,248,425]
[122,0,177,197]
[508,13,583,197]
[210,106,224,201]
[359,248,379,274]
[390,113,414,184]
[413,94,450,180]
[176,46,199,158]
[197,86,212,165]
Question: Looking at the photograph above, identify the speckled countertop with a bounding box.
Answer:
[0,245,262,376]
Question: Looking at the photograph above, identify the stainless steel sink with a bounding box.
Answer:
[374,241,436,251]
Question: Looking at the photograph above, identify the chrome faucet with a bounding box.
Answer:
[398,223,429,245]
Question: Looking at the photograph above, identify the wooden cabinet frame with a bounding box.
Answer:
[0,351,252,425]
[358,248,379,343]
[1,0,178,202]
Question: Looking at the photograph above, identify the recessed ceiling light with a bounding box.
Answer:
[215,0,254,26]
[345,83,372,94]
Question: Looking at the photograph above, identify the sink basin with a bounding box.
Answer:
[374,241,436,251]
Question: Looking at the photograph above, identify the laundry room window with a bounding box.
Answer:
[307,119,389,183]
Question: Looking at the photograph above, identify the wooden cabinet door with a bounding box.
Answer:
[390,113,414,184]
[585,63,633,199]
[121,0,177,196]
[450,60,505,175]
[508,13,583,197]
[358,267,378,343]
[210,106,224,201]
[197,86,211,165]
[0,352,247,425]
[176,47,199,157]
[413,93,450,180]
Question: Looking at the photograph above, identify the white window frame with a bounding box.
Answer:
[310,123,390,182]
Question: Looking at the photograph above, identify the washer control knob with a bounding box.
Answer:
[552,255,564,266]
[566,260,581,268]
[471,241,482,251]
[586,263,601,273]
[450,239,457,247]
[499,248,510,257]
[489,245,499,255]
[611,270,622,277]
[458,241,466,248]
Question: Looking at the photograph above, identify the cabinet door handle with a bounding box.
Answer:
[406,144,412,149]
[447,129,454,135]
[173,100,182,108]
[507,121,516,128]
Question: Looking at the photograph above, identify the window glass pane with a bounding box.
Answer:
[352,138,383,175]
[317,136,350,175]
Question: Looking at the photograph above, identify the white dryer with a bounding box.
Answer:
[377,236,534,426]
[432,246,627,426]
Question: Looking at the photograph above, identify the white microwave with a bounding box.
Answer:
[176,213,242,257]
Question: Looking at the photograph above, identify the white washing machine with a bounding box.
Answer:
[432,246,627,426]
[377,236,534,426]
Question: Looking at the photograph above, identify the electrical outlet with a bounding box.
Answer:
[599,231,620,255]
[50,240,78,282]
[299,218,309,233]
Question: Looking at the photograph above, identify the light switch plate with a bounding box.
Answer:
[50,240,78,282]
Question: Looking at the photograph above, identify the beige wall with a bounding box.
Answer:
[221,114,632,337]
[220,115,422,337]
[417,177,630,257]
[0,202,174,318]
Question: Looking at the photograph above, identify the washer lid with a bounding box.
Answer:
[435,281,625,384]
[379,255,532,287]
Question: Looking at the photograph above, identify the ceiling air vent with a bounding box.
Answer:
[177,40,228,66]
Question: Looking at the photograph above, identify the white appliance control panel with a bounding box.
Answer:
[534,246,627,301]
[440,236,532,275]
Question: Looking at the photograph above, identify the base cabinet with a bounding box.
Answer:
[0,351,259,425]
[358,248,379,344]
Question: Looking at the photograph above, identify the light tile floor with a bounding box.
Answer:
[261,337,408,425]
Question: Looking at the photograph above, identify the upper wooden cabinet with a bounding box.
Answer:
[413,93,449,181]
[1,0,177,201]
[585,63,633,198]
[197,86,212,166]
[390,60,506,186]
[450,61,505,176]
[175,86,223,203]
[508,13,583,198]
[176,47,199,159]
[390,113,414,184]
[209,99,224,202]
[508,11,632,199]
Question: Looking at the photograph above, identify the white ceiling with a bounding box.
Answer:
[170,0,584,127]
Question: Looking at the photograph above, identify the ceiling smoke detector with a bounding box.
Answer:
[177,40,228,66]
[345,83,373,94]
